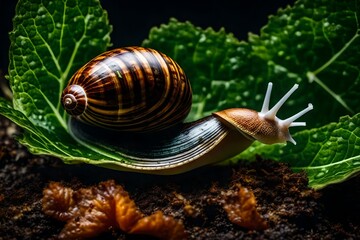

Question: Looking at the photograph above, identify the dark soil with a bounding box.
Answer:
[0,115,359,240]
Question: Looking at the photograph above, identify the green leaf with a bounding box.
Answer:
[236,113,360,189]
[8,0,112,131]
[2,0,119,163]
[250,0,360,126]
[143,0,360,128]
[0,97,73,158]
[143,20,271,122]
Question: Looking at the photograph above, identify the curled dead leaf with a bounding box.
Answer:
[42,180,186,239]
[221,184,268,230]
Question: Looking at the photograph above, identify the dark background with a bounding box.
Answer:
[0,0,296,74]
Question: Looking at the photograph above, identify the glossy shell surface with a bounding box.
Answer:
[62,47,192,132]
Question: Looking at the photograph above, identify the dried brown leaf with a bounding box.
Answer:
[222,185,268,230]
[42,180,186,239]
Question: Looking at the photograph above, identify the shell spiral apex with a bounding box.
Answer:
[61,85,87,116]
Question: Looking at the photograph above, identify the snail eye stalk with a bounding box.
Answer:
[258,82,313,145]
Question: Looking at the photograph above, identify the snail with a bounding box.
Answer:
[62,46,313,174]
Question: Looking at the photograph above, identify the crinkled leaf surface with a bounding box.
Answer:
[3,0,113,162]
[143,0,360,128]
[9,0,112,130]
[0,0,359,188]
[143,20,271,121]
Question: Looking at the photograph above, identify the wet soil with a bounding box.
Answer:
[0,116,359,240]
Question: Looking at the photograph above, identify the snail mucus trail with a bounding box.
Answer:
[62,47,313,174]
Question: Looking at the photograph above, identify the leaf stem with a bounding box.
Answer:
[312,29,360,75]
[58,15,90,111]
[292,154,360,170]
[306,72,354,114]
[34,23,63,79]
[307,15,360,114]
[40,91,68,129]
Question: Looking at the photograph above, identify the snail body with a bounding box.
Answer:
[62,47,313,174]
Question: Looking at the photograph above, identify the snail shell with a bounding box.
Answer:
[62,46,191,132]
[62,47,313,174]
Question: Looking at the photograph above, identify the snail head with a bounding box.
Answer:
[213,83,313,145]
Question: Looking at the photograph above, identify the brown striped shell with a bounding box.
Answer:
[61,47,192,132]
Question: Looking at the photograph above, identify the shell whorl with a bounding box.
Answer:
[62,85,87,116]
[61,47,192,132]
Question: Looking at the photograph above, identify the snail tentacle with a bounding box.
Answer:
[259,83,299,120]
[257,82,313,145]
[260,81,273,114]
[289,122,306,127]
[282,103,314,127]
